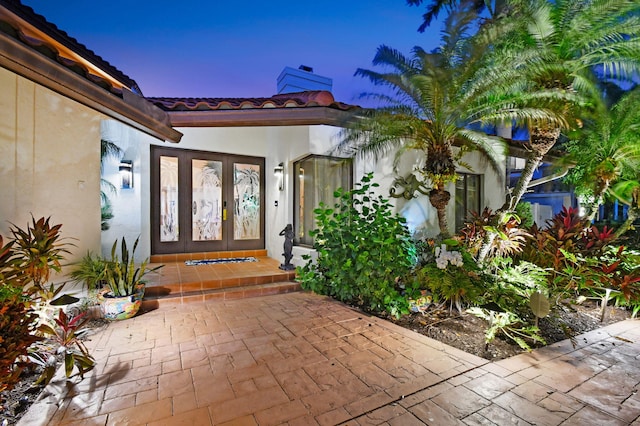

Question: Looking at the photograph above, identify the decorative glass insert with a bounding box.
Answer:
[192,159,223,241]
[233,163,260,240]
[160,156,179,242]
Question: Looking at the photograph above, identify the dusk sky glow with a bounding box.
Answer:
[20,1,441,105]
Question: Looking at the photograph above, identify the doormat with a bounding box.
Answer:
[185,257,258,266]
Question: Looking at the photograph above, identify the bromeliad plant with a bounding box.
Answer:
[297,173,418,317]
[103,236,162,297]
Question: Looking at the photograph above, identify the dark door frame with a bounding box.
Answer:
[150,146,265,254]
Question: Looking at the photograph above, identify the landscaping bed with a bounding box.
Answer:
[380,299,631,360]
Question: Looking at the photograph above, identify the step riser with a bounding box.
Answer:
[144,272,296,298]
[141,282,301,309]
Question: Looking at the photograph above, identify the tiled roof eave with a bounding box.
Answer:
[166,107,359,128]
[0,31,181,143]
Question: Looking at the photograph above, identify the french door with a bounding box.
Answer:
[151,146,265,254]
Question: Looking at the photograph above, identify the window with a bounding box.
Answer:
[294,155,352,246]
[455,173,482,230]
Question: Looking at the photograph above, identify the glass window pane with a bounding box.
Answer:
[455,173,482,231]
[468,175,480,213]
[192,159,222,241]
[234,163,261,240]
[294,156,351,246]
[455,175,466,231]
[160,156,179,242]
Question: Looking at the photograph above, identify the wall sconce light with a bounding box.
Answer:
[119,160,133,189]
[274,162,284,191]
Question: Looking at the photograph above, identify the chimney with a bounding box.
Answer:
[277,65,333,94]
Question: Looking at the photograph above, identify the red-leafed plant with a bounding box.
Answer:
[31,309,95,384]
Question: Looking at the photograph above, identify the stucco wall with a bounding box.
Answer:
[100,120,161,262]
[0,67,103,269]
[110,124,506,265]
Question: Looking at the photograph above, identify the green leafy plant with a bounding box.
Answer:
[70,251,108,292]
[104,236,163,297]
[297,173,418,317]
[467,307,546,351]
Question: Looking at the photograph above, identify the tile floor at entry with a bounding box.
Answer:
[19,292,640,425]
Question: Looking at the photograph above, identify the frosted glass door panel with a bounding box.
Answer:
[160,156,179,242]
[192,159,223,241]
[234,163,260,240]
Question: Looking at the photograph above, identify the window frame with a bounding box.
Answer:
[455,172,482,231]
[293,154,353,247]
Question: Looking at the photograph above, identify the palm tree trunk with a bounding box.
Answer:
[585,179,611,222]
[478,126,560,262]
[613,187,640,239]
[614,207,638,239]
[429,187,451,237]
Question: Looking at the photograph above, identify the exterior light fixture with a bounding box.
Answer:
[119,160,133,189]
[274,162,284,191]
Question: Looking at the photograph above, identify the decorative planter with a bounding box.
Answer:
[99,285,145,321]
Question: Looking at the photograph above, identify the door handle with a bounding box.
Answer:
[223,201,227,221]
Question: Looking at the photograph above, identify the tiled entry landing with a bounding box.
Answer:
[143,250,298,307]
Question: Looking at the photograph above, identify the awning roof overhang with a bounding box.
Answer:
[0,14,181,143]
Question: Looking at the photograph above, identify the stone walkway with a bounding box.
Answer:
[19,292,640,425]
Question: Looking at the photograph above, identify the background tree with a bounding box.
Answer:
[337,6,560,236]
[564,87,640,221]
[406,0,509,31]
[476,0,640,261]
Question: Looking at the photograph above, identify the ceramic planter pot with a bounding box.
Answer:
[99,285,145,321]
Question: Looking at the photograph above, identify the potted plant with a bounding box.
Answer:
[99,236,162,320]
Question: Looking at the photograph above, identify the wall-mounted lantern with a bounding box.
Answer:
[119,160,133,189]
[274,162,284,191]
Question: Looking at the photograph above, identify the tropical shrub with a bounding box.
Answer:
[517,206,615,293]
[297,173,418,317]
[0,296,41,394]
[0,217,95,394]
[465,257,549,351]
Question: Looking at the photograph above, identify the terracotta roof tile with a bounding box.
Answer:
[147,91,360,112]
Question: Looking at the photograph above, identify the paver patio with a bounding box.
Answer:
[18,291,640,425]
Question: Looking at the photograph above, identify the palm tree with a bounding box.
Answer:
[475,0,640,261]
[407,0,508,32]
[564,87,640,221]
[497,0,640,214]
[336,6,561,236]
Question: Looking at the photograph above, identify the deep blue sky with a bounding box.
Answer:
[21,1,440,104]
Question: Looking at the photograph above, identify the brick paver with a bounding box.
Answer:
[18,292,640,425]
